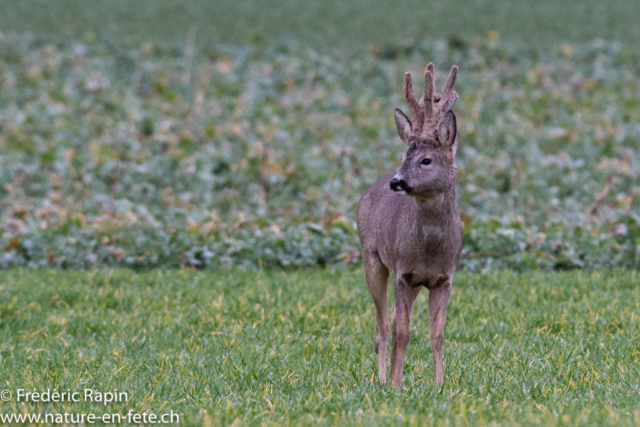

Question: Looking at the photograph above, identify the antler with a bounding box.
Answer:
[403,72,424,136]
[402,63,459,140]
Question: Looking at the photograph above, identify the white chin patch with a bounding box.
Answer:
[394,190,407,196]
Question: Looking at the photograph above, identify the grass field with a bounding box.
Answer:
[1,269,639,425]
[1,0,640,49]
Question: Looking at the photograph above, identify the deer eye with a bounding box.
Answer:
[421,158,432,165]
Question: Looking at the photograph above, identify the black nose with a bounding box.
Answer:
[390,178,411,193]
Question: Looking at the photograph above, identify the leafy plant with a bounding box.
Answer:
[0,34,639,271]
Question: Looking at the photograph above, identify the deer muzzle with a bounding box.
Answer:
[390,178,412,195]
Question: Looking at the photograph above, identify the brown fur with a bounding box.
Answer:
[357,63,462,387]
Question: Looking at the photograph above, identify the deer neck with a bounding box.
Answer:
[410,185,457,224]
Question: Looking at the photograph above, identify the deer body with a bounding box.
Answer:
[357,63,462,387]
[359,173,461,286]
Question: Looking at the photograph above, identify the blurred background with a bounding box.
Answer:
[2,0,640,48]
[0,0,639,271]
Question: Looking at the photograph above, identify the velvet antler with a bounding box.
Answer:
[402,63,459,140]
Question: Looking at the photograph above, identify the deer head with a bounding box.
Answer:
[390,63,459,198]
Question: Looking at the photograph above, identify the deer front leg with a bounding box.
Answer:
[428,281,451,386]
[363,253,389,385]
[390,279,421,388]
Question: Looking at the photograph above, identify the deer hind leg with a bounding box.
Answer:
[428,281,451,386]
[363,252,389,385]
[390,278,421,388]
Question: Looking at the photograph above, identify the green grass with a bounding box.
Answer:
[1,0,640,49]
[1,269,639,425]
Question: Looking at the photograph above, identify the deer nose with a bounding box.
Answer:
[390,178,411,193]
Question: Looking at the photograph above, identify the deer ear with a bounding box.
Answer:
[394,108,412,145]
[438,110,457,155]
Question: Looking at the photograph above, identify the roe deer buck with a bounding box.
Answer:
[357,63,462,387]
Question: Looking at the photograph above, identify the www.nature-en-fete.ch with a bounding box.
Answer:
[1,411,180,424]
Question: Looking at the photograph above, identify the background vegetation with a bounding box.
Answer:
[1,0,640,49]
[1,29,639,270]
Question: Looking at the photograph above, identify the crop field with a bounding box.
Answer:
[0,269,639,425]
[1,33,639,271]
[1,0,640,48]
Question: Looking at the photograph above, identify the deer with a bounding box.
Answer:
[357,62,462,388]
